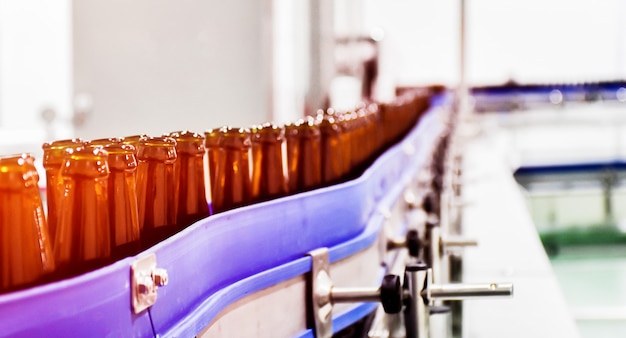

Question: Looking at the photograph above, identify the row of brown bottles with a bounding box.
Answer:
[0,90,429,293]
[205,90,429,212]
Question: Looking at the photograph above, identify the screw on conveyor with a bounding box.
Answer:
[307,249,513,338]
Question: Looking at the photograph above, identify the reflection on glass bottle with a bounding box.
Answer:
[285,116,322,193]
[136,136,178,248]
[251,123,288,201]
[204,128,221,214]
[54,147,111,277]
[213,127,252,213]
[100,142,141,260]
[169,131,210,227]
[42,138,83,245]
[0,154,55,293]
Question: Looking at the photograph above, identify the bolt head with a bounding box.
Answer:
[137,275,154,295]
[153,268,169,287]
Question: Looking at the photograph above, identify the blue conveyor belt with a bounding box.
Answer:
[0,96,446,338]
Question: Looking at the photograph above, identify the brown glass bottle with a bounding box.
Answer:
[251,123,288,201]
[42,138,83,245]
[284,122,299,193]
[213,127,252,213]
[136,136,178,248]
[318,114,344,184]
[285,117,322,193]
[170,131,210,227]
[364,103,382,160]
[341,112,357,176]
[54,147,111,277]
[0,154,55,293]
[101,142,141,260]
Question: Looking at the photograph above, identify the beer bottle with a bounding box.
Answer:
[363,103,382,161]
[170,131,209,227]
[101,142,141,260]
[136,136,178,248]
[215,127,252,212]
[0,154,55,292]
[336,112,354,177]
[42,138,83,244]
[354,109,369,168]
[285,117,322,193]
[317,113,343,184]
[251,123,288,201]
[54,147,111,277]
[284,122,299,193]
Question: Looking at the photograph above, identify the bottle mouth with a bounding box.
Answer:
[64,146,108,160]
[0,154,39,188]
[86,137,122,148]
[217,127,252,148]
[139,136,177,147]
[220,126,250,135]
[60,147,109,178]
[0,154,38,181]
[251,123,284,141]
[0,152,33,163]
[168,131,206,154]
[167,130,203,140]
[42,138,83,149]
[121,134,147,145]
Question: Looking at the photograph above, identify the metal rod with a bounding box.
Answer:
[429,226,442,285]
[387,238,407,251]
[442,236,478,248]
[331,287,380,303]
[428,282,513,300]
[404,263,429,338]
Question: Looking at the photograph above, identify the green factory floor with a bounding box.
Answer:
[549,245,626,338]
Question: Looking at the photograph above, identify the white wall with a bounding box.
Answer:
[0,0,72,157]
[363,0,626,87]
[272,0,310,124]
[1,0,626,148]
[72,0,270,140]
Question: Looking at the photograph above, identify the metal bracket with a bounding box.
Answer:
[308,248,404,337]
[131,253,169,314]
[309,248,333,338]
